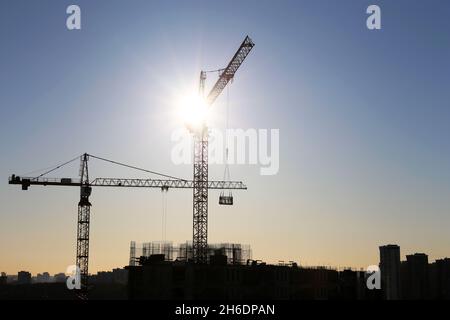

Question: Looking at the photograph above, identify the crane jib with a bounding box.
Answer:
[8,175,247,190]
[206,36,255,106]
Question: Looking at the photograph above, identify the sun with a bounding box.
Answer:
[177,93,209,132]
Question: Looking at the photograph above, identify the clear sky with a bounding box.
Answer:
[1,0,449,275]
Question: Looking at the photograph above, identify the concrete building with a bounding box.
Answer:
[54,273,67,283]
[429,258,450,300]
[379,244,401,300]
[0,272,7,286]
[112,268,128,285]
[127,253,340,300]
[90,268,128,285]
[35,272,51,283]
[401,253,429,300]
[17,271,32,285]
[336,269,372,300]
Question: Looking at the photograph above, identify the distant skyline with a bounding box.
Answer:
[3,244,448,277]
[1,0,450,275]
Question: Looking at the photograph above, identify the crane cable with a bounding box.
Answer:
[26,153,187,182]
[223,84,231,182]
[87,154,187,181]
[30,156,80,181]
[220,85,232,202]
[204,68,225,74]
[161,188,168,242]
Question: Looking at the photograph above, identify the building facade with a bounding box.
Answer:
[379,245,401,300]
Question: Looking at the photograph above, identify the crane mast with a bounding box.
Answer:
[9,154,246,297]
[77,154,91,298]
[193,36,254,263]
[8,35,254,297]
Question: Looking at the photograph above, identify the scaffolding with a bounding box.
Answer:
[129,241,252,265]
[129,241,136,266]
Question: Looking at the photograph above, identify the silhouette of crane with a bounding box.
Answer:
[193,36,254,263]
[9,153,246,298]
[8,35,254,298]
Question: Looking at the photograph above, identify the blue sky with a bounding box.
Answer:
[1,0,449,274]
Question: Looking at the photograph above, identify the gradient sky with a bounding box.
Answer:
[1,0,449,275]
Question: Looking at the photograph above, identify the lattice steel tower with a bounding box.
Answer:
[76,153,91,296]
[193,36,254,263]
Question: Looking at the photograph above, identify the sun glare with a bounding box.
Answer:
[177,94,209,131]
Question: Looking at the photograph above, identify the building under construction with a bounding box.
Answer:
[129,241,252,266]
[8,36,254,299]
[126,255,379,300]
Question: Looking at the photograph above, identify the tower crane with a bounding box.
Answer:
[193,35,254,264]
[9,153,246,298]
[8,35,254,297]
